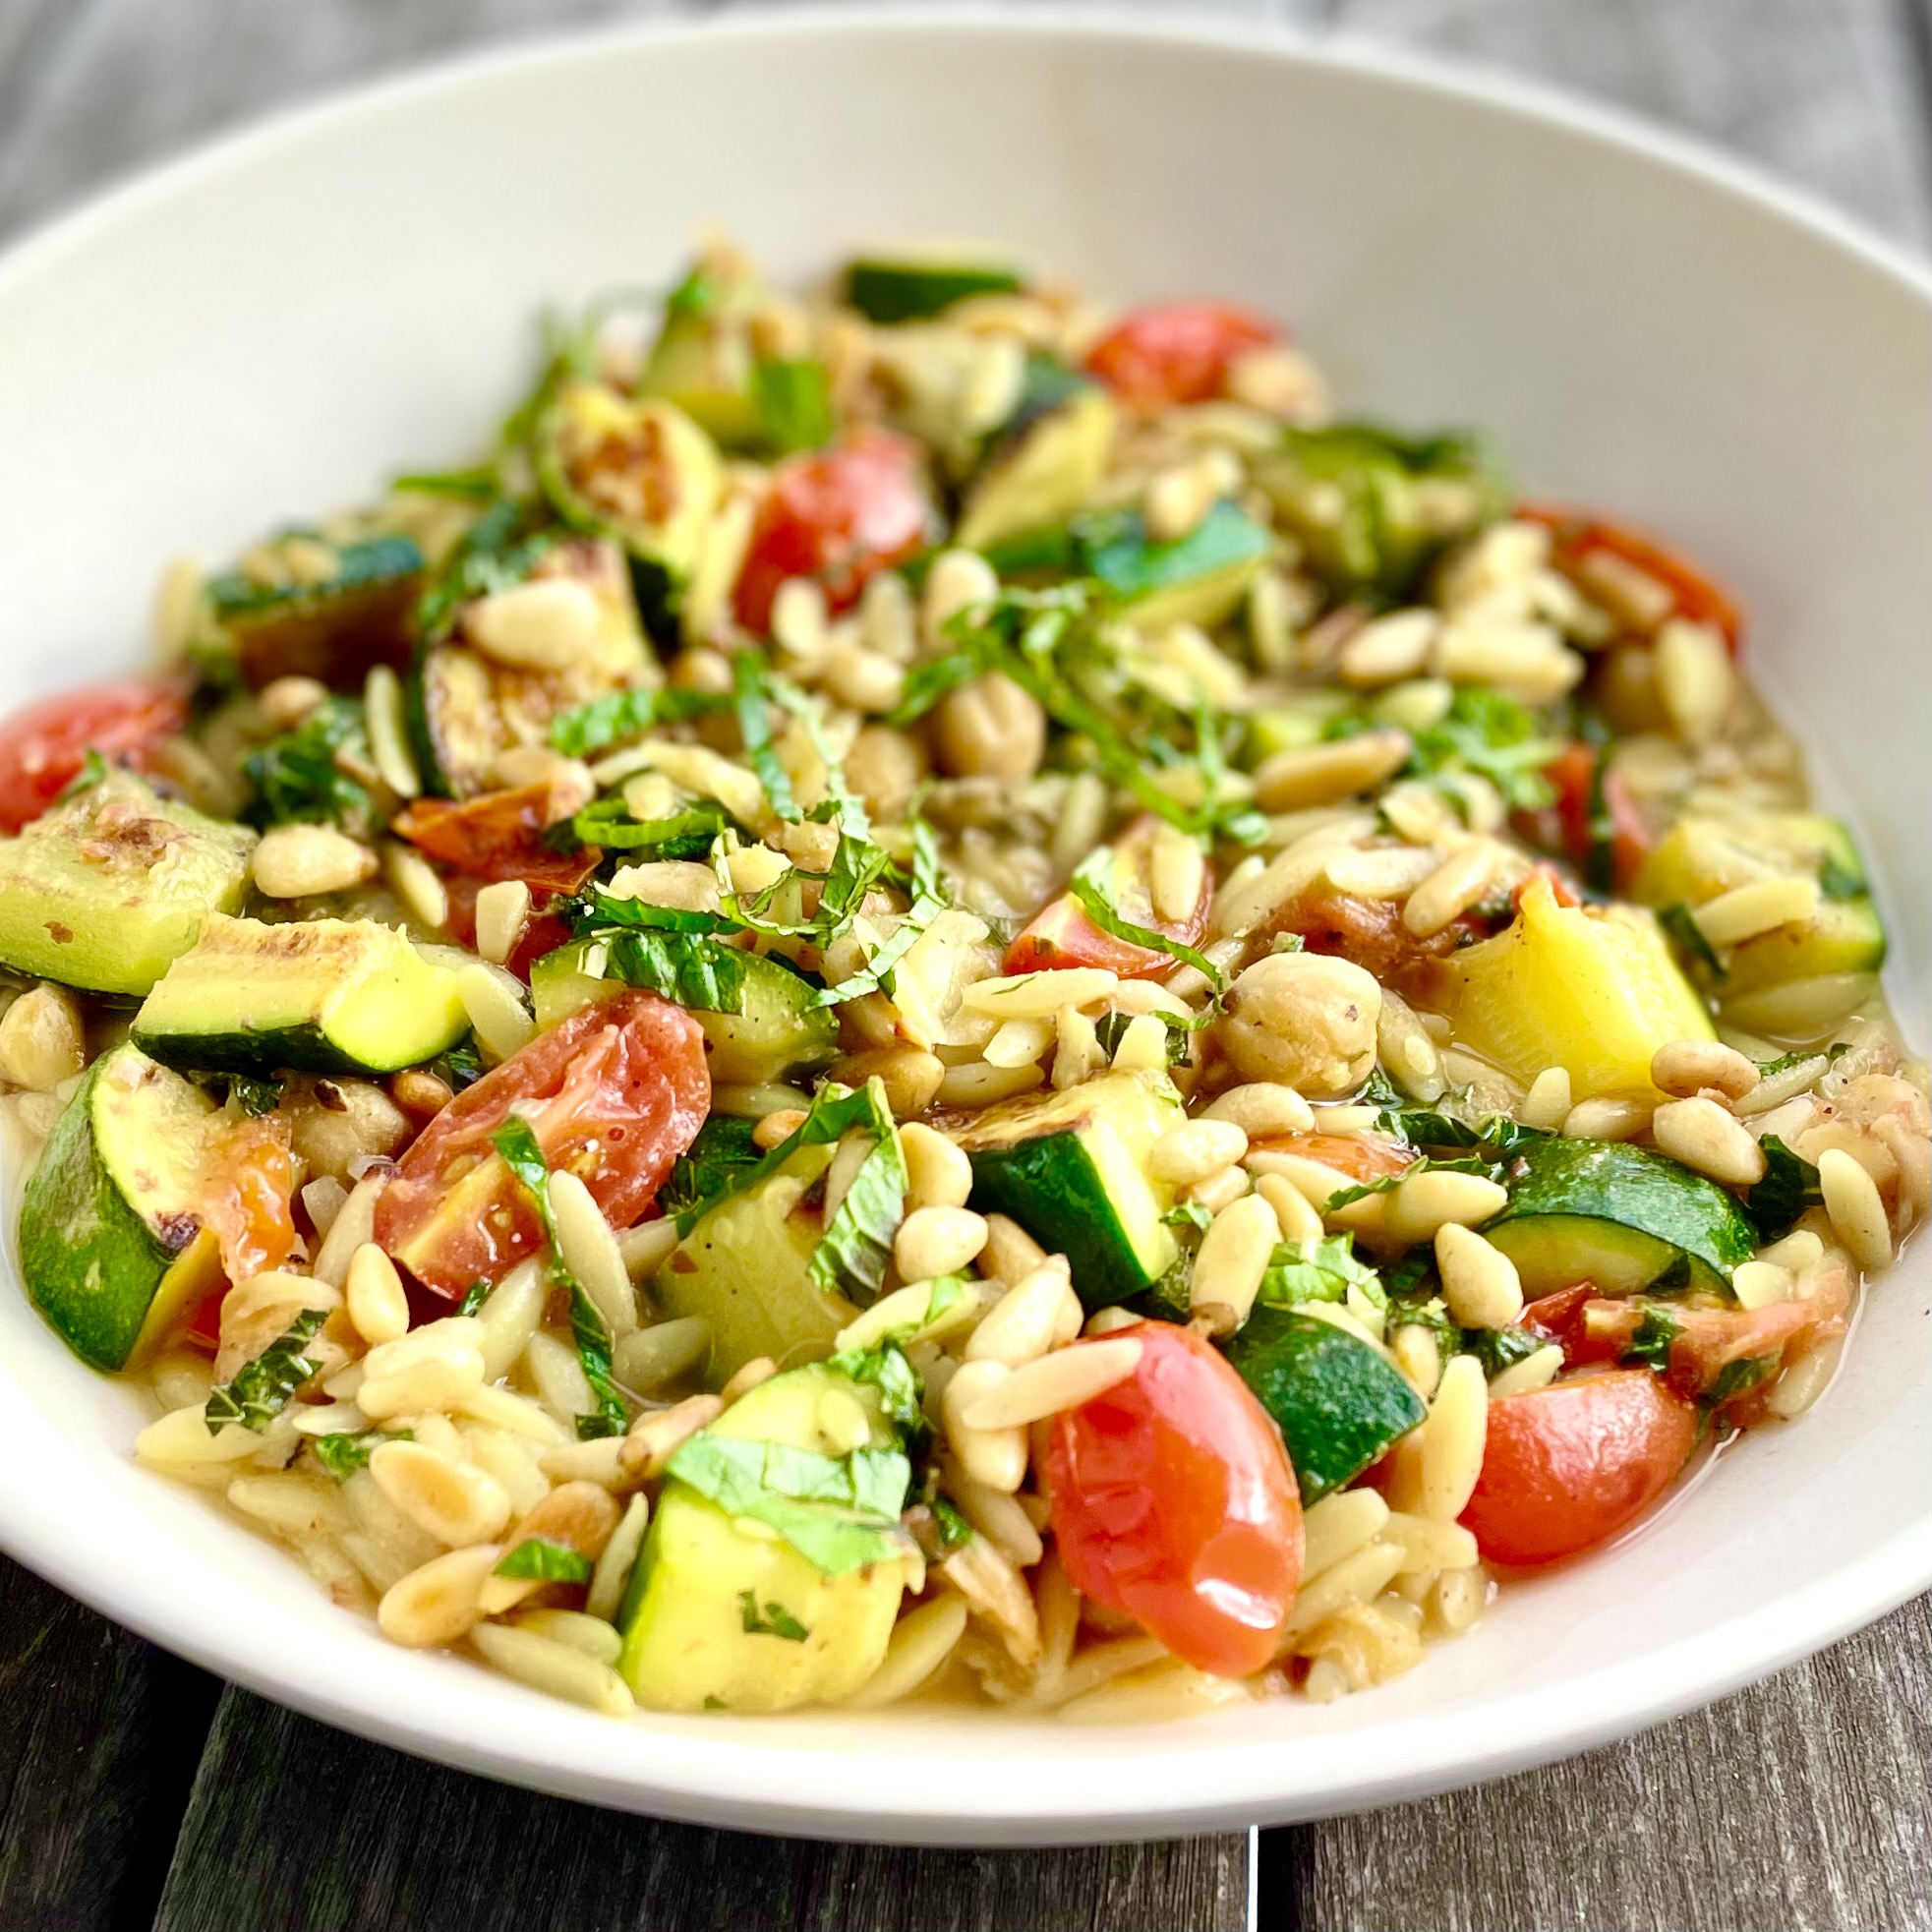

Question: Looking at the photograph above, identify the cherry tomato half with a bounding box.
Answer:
[391,782,602,897]
[732,430,933,635]
[1533,741,1655,894]
[1521,504,1742,654]
[1004,816,1212,980]
[1246,1132,1410,1186]
[0,678,188,833]
[1045,1321,1304,1677]
[376,991,709,1299]
[1459,1369,1699,1568]
[1083,302,1282,410]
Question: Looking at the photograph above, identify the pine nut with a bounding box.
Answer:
[1650,1040,1759,1107]
[966,1261,1078,1369]
[959,1337,1143,1430]
[1148,1119,1250,1187]
[894,1205,989,1282]
[467,577,601,670]
[378,1543,502,1647]
[370,1440,512,1547]
[932,673,1047,785]
[455,963,535,1062]
[980,1214,1048,1285]
[941,1362,1028,1492]
[1389,1322,1443,1399]
[258,673,328,729]
[1188,1194,1277,1327]
[824,640,906,715]
[1758,1228,1825,1273]
[1692,877,1823,947]
[1252,732,1411,812]
[0,984,84,1091]
[253,823,379,899]
[1386,1170,1509,1244]
[549,1169,637,1340]
[359,1318,488,1421]
[1818,1146,1892,1270]
[364,665,421,798]
[1337,610,1438,687]
[1519,1066,1574,1131]
[1402,840,1499,938]
[346,1243,410,1348]
[961,968,1117,1019]
[1244,1150,1359,1210]
[1730,1259,1795,1311]
[1204,1083,1315,1138]
[1652,1096,1767,1187]
[900,1122,973,1210]
[1143,460,1217,543]
[618,1393,723,1481]
[752,1108,808,1150]
[1562,1096,1653,1142]
[771,576,830,665]
[921,549,1000,649]
[1655,618,1734,743]
[470,1619,635,1716]
[1434,1224,1523,1328]
[473,880,531,966]
[1487,1344,1563,1397]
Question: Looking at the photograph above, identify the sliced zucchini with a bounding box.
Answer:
[1481,1137,1756,1297]
[1444,872,1713,1100]
[949,1071,1182,1309]
[636,261,765,449]
[0,771,255,997]
[414,536,655,797]
[843,257,1023,324]
[529,938,839,1085]
[18,1044,228,1371]
[616,1360,914,1712]
[955,356,1116,551]
[650,1146,852,1381]
[536,380,724,602]
[986,500,1272,632]
[1634,810,1888,998]
[1221,1306,1425,1505]
[132,915,469,1076]
[205,532,425,691]
[1254,423,1508,599]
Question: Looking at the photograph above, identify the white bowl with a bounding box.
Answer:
[0,8,1925,1845]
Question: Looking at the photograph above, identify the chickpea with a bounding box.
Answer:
[289,1078,413,1182]
[931,673,1045,785]
[844,725,928,821]
[1216,952,1381,1096]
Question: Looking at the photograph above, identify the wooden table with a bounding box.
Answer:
[1,3,1926,1926]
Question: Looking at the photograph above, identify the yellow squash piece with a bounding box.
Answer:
[1443,874,1713,1100]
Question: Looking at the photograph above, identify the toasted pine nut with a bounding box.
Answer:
[253,824,378,899]
[467,577,601,670]
[618,1394,723,1481]
[1652,1096,1766,1187]
[900,1122,974,1210]
[1519,1066,1573,1132]
[346,1243,410,1348]
[1255,1172,1325,1247]
[258,673,328,729]
[1434,1224,1523,1329]
[1148,1119,1250,1187]
[1385,1170,1509,1244]
[370,1440,512,1547]
[378,1543,502,1647]
[893,1205,989,1284]
[1651,1038,1760,1101]
[1562,1096,1653,1142]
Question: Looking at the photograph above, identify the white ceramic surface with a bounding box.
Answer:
[0,9,1925,1845]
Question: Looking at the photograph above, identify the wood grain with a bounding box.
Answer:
[0,1554,220,1931]
[154,1695,1245,1932]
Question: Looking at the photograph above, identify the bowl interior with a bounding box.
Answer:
[0,13,1924,1842]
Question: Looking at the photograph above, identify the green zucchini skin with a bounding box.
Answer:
[843,261,1023,324]
[1221,1306,1426,1505]
[1483,1138,1757,1297]
[206,534,424,692]
[18,1053,220,1372]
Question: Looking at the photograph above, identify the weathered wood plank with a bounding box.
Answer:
[0,1552,221,1931]
[1264,1592,1932,1932]
[154,1691,1246,1932]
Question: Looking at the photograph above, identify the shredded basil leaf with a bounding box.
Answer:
[243,697,378,836]
[1464,1323,1546,1379]
[568,796,736,857]
[310,1427,411,1480]
[549,684,732,758]
[1068,846,1222,985]
[227,1075,284,1118]
[205,1309,329,1434]
[495,1536,595,1583]
[1621,1304,1682,1371]
[1659,903,1727,981]
[1745,1135,1824,1243]
[738,1590,812,1641]
[930,1495,975,1552]
[1400,688,1560,814]
[562,930,752,1015]
[752,358,835,455]
[1256,1234,1385,1311]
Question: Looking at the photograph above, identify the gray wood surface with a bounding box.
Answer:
[0,3,1926,1929]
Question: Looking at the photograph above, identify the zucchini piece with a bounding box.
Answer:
[536,380,724,602]
[1634,811,1888,997]
[950,1072,1182,1309]
[650,1146,854,1381]
[1254,423,1508,599]
[18,1044,228,1371]
[205,533,425,691]
[843,258,1022,324]
[529,938,839,1085]
[0,771,255,997]
[986,500,1272,632]
[132,915,469,1076]
[955,356,1117,551]
[1221,1306,1425,1505]
[616,1360,914,1712]
[414,536,655,797]
[1482,1137,1756,1297]
[1444,873,1713,1101]
[636,262,765,449]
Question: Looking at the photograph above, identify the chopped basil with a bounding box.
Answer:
[227,1075,285,1118]
[1095,1008,1199,1066]
[1464,1323,1547,1379]
[1817,851,1866,902]
[1400,687,1560,814]
[1708,1352,1780,1405]
[1621,1305,1682,1371]
[738,1591,812,1641]
[1068,846,1223,985]
[549,685,732,759]
[243,697,377,836]
[495,1536,595,1583]
[1257,1233,1385,1311]
[1376,1108,1551,1160]
[567,930,751,1015]
[661,1115,766,1219]
[310,1426,410,1480]
[732,650,801,823]
[205,1309,329,1434]
[455,1278,491,1317]
[930,1495,975,1553]
[1745,1135,1824,1243]
[1659,903,1727,981]
[567,796,735,857]
[751,358,835,455]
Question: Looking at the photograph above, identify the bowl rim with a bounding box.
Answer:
[0,3,1925,1844]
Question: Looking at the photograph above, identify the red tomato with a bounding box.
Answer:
[1083,302,1282,409]
[375,992,709,1299]
[1249,1132,1410,1186]
[1004,817,1212,980]
[391,783,602,896]
[1459,1370,1700,1568]
[1045,1321,1304,1677]
[443,878,574,983]
[1535,741,1654,892]
[1263,885,1489,979]
[732,431,933,635]
[1521,504,1742,654]
[200,1116,298,1286]
[0,678,188,833]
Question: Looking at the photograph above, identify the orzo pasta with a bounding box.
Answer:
[1,241,1923,1720]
